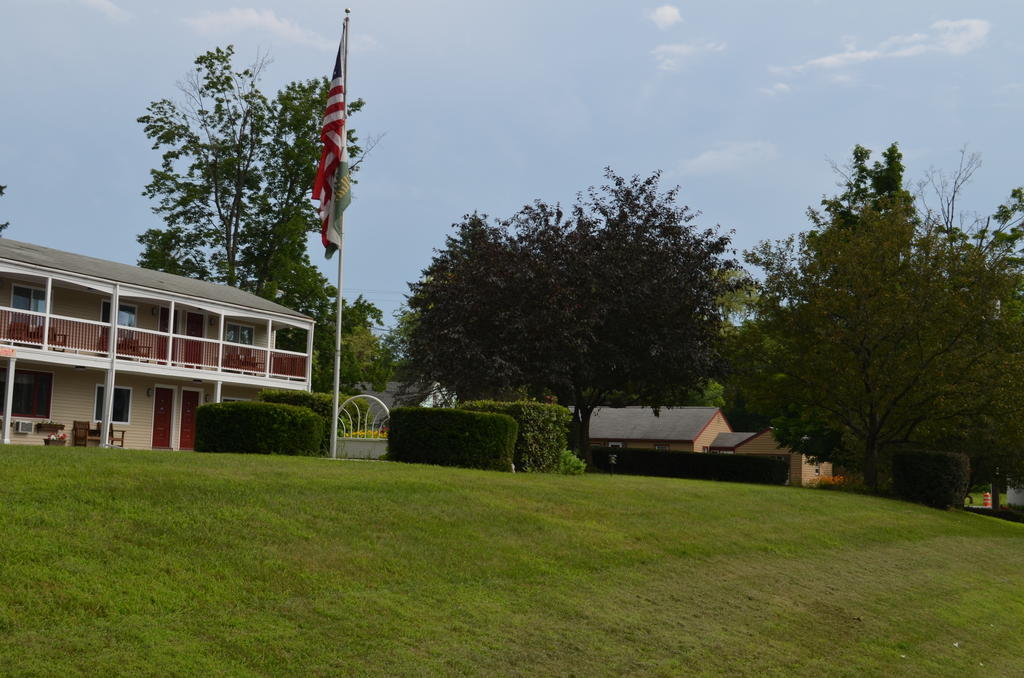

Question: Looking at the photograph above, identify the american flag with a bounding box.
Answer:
[313,21,350,259]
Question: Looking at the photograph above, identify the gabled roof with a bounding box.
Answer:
[708,431,760,450]
[587,406,721,442]
[0,238,311,321]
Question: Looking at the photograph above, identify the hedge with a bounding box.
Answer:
[461,400,571,472]
[196,402,323,455]
[964,506,1024,524]
[892,449,969,509]
[387,407,518,471]
[591,446,788,485]
[258,389,363,451]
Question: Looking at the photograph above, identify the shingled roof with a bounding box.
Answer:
[587,406,721,442]
[0,238,311,321]
[708,431,760,450]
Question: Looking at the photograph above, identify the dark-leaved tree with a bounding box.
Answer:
[406,169,741,462]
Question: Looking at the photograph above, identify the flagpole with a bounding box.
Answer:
[329,9,350,460]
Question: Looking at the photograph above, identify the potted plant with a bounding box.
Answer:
[43,432,68,446]
[36,420,65,434]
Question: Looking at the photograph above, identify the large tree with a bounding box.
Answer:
[405,170,740,461]
[743,144,1024,490]
[137,45,389,392]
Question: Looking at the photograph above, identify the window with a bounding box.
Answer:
[11,285,45,312]
[654,444,668,451]
[225,323,254,345]
[100,301,137,327]
[0,369,52,418]
[94,385,132,424]
[608,441,623,448]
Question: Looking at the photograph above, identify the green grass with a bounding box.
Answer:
[1,446,1023,677]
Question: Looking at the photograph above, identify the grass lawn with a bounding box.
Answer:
[1,446,1023,677]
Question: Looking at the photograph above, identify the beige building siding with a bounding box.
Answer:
[220,384,264,401]
[589,439,695,452]
[692,411,732,453]
[6,363,268,450]
[732,430,834,486]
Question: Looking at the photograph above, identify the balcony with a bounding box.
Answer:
[0,308,308,381]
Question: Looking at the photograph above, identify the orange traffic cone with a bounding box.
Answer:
[983,491,992,508]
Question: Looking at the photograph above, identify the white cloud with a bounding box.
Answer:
[648,5,682,30]
[759,82,791,96]
[184,8,335,51]
[681,142,778,175]
[780,19,990,73]
[651,41,725,71]
[79,0,129,22]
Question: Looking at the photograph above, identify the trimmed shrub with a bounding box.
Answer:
[388,407,518,471]
[892,450,969,509]
[196,402,323,455]
[591,447,788,485]
[964,506,1024,524]
[461,400,571,472]
[258,389,363,452]
[555,449,586,475]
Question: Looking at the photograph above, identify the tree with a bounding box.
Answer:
[744,144,1024,490]
[137,45,390,392]
[405,169,740,462]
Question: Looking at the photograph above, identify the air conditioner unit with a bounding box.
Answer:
[14,421,34,434]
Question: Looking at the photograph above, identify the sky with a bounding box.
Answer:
[3,1,1023,327]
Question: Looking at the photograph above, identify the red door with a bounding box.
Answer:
[152,387,173,448]
[179,390,199,450]
[184,312,204,366]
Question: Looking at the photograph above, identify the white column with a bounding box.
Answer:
[42,277,52,351]
[217,314,224,373]
[3,356,16,444]
[265,319,273,377]
[304,322,314,392]
[166,300,176,365]
[213,380,222,404]
[101,284,119,446]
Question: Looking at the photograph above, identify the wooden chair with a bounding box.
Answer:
[108,428,125,447]
[71,420,92,446]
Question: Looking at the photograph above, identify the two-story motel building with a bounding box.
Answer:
[0,239,314,450]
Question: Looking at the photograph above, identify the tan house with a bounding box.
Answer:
[588,406,832,486]
[588,406,732,454]
[0,239,314,450]
[708,429,833,486]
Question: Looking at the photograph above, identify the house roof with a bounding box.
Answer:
[0,238,311,321]
[587,406,721,442]
[354,382,436,409]
[708,431,760,450]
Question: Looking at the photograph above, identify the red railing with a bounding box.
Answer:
[49,316,109,354]
[172,336,220,369]
[116,327,168,362]
[0,309,45,347]
[1,308,309,382]
[270,351,307,378]
[222,343,268,374]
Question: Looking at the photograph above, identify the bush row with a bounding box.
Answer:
[258,389,371,452]
[460,400,571,472]
[892,450,969,509]
[196,402,323,455]
[591,446,788,485]
[388,407,518,471]
[963,506,1024,524]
